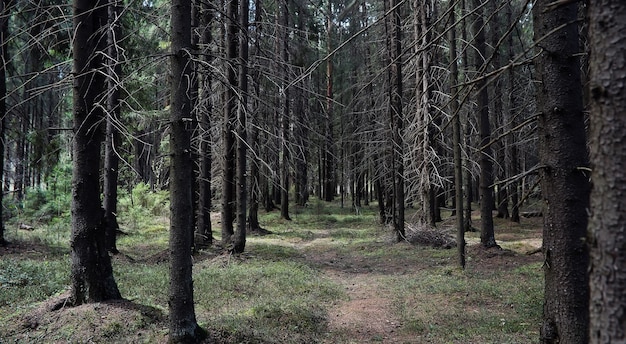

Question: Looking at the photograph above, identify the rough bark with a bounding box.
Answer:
[168,0,205,341]
[588,2,626,342]
[533,1,590,343]
[70,0,121,304]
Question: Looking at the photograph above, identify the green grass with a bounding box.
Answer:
[0,193,544,343]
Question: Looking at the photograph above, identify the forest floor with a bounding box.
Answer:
[1,204,544,343]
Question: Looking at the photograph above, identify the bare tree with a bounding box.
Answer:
[0,0,7,247]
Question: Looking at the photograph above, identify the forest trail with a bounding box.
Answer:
[289,228,426,344]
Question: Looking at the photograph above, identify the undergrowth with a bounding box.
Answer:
[0,192,543,343]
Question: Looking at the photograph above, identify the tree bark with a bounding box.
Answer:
[588,2,626,342]
[70,0,121,304]
[168,0,205,341]
[533,1,590,343]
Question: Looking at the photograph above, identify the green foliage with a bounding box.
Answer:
[0,258,69,314]
[117,182,169,231]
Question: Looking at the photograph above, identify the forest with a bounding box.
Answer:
[0,0,624,343]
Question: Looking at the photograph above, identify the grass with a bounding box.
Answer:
[0,192,544,343]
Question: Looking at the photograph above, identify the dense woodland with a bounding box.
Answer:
[0,0,624,343]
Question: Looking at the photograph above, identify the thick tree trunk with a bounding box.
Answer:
[70,0,121,305]
[168,0,205,341]
[588,2,626,342]
[533,1,590,343]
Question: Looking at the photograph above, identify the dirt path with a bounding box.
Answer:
[292,229,415,344]
[323,271,405,343]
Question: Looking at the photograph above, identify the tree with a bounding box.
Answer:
[104,0,123,254]
[0,0,7,247]
[387,0,405,241]
[222,0,238,246]
[472,0,496,248]
[533,1,590,342]
[278,0,291,221]
[588,1,626,342]
[168,0,205,341]
[70,0,121,304]
[448,0,464,268]
[233,0,249,253]
[195,0,213,249]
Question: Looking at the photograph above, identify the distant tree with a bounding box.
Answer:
[233,0,249,253]
[448,0,464,268]
[0,0,7,247]
[104,0,123,254]
[533,1,590,342]
[222,0,238,246]
[588,1,626,342]
[70,0,121,304]
[195,0,213,249]
[168,0,205,341]
[278,0,291,221]
[387,0,405,241]
[472,0,496,248]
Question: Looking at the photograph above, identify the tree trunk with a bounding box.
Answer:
[472,0,496,248]
[195,0,213,249]
[588,2,626,342]
[168,0,205,341]
[448,0,464,269]
[533,1,590,343]
[221,0,238,246]
[0,0,7,246]
[104,0,122,254]
[233,0,249,253]
[279,0,291,221]
[388,0,404,241]
[70,0,121,305]
[507,2,521,224]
